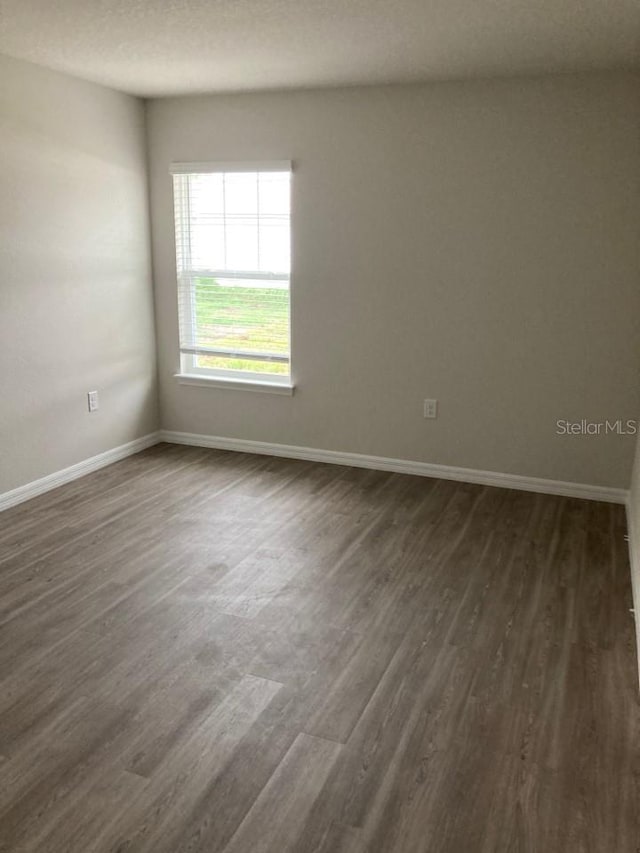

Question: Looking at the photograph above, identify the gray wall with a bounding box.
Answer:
[0,55,158,493]
[147,72,640,488]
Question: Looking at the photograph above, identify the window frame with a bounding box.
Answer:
[170,161,294,392]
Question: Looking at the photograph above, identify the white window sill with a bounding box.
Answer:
[174,373,295,396]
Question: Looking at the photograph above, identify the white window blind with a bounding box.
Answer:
[171,162,292,382]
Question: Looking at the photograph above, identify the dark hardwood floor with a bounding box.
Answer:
[0,443,638,852]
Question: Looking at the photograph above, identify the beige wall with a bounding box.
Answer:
[147,73,640,489]
[0,55,158,493]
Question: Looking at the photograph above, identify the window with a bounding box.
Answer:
[171,162,292,387]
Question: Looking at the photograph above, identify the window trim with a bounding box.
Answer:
[171,161,292,175]
[174,372,295,395]
[171,161,293,388]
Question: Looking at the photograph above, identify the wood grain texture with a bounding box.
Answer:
[0,443,638,852]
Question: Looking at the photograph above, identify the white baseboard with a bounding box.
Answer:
[0,432,161,513]
[159,430,627,504]
[2,427,626,514]
[625,500,640,690]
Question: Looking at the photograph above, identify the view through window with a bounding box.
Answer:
[172,163,292,382]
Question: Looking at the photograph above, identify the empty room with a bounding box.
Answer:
[1,1,639,850]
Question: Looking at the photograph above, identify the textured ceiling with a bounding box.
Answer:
[0,0,638,97]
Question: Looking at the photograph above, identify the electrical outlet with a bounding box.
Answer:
[423,399,438,419]
[87,390,99,412]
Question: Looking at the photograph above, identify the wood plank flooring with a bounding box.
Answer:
[0,443,638,852]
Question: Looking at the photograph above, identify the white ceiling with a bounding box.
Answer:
[0,0,638,98]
